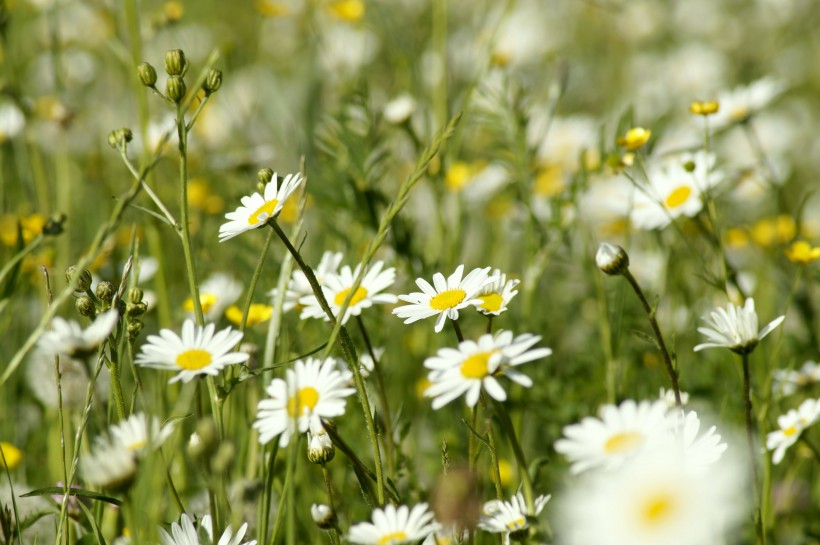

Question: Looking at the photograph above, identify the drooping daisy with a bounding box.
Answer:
[39,309,119,358]
[766,398,820,464]
[184,273,242,322]
[80,438,137,490]
[474,269,519,316]
[253,357,355,447]
[772,361,820,397]
[300,260,398,324]
[109,412,174,452]
[630,151,723,230]
[693,298,785,354]
[270,251,344,313]
[424,330,552,408]
[160,514,257,545]
[135,320,248,383]
[393,265,493,333]
[554,399,670,474]
[347,503,439,545]
[478,492,550,544]
[710,77,787,129]
[218,172,304,242]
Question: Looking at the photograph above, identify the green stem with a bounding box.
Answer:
[176,110,204,326]
[622,269,682,406]
[240,229,275,333]
[258,441,279,544]
[492,400,535,515]
[0,234,44,290]
[741,352,764,545]
[107,352,126,421]
[451,319,465,343]
[799,436,820,464]
[321,465,342,545]
[480,394,503,500]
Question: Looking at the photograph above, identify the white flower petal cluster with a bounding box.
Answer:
[159,514,256,545]
[39,309,119,358]
[347,503,439,545]
[219,172,303,242]
[693,298,784,354]
[478,492,550,544]
[270,251,344,313]
[766,398,820,464]
[772,361,820,397]
[475,269,520,316]
[710,77,787,129]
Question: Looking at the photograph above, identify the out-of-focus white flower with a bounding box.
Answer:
[184,273,242,322]
[772,361,820,397]
[39,309,119,358]
[711,77,787,129]
[766,398,820,464]
[383,94,416,125]
[478,492,550,544]
[0,100,25,142]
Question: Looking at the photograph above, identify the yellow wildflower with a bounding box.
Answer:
[329,0,364,22]
[0,442,22,469]
[256,0,289,16]
[689,100,720,116]
[616,127,651,151]
[785,241,820,264]
[225,304,273,327]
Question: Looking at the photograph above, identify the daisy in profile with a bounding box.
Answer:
[184,273,242,322]
[39,309,119,358]
[253,357,355,447]
[219,171,303,242]
[475,269,519,316]
[347,503,439,545]
[160,514,256,545]
[135,320,248,383]
[710,77,787,129]
[693,298,784,354]
[766,398,820,464]
[478,492,550,545]
[424,330,552,408]
[393,265,492,333]
[81,438,137,490]
[109,412,174,452]
[554,399,670,474]
[270,251,344,313]
[300,260,398,324]
[630,151,723,231]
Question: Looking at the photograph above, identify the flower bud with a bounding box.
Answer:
[66,266,93,293]
[164,49,188,77]
[683,160,696,173]
[138,62,158,87]
[166,76,186,104]
[42,213,66,236]
[76,296,96,318]
[258,168,274,186]
[96,281,115,304]
[596,242,629,276]
[128,287,144,305]
[311,504,336,530]
[203,68,222,95]
[107,128,133,149]
[307,428,335,464]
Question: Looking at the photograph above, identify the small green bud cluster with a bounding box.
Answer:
[136,49,223,108]
[257,168,274,193]
[125,286,148,341]
[107,128,133,149]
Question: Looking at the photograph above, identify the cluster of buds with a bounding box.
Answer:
[257,168,274,193]
[125,286,148,341]
[107,127,133,150]
[138,49,222,106]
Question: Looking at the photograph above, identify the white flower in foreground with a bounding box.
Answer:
[219,172,303,242]
[475,269,520,316]
[39,309,119,358]
[160,514,256,545]
[393,265,492,333]
[766,398,820,464]
[270,251,344,313]
[135,320,248,383]
[300,260,398,324]
[666,410,728,472]
[630,152,723,231]
[424,330,552,408]
[184,273,242,322]
[693,298,784,354]
[109,412,174,452]
[711,77,787,129]
[772,361,820,397]
[254,357,355,447]
[554,399,670,474]
[558,444,746,545]
[479,492,550,544]
[347,503,439,545]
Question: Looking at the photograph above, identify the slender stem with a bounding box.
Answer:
[741,352,764,545]
[241,229,275,333]
[269,221,386,505]
[492,400,535,515]
[622,269,682,406]
[451,319,465,343]
[177,111,204,326]
[485,315,493,335]
[0,234,44,289]
[258,441,279,544]
[107,352,127,421]
[321,466,342,545]
[468,404,478,472]
[356,316,396,478]
[480,394,503,500]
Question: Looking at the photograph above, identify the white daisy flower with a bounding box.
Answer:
[39,309,119,358]
[630,151,723,231]
[184,273,242,322]
[109,412,174,452]
[218,172,303,242]
[311,503,335,529]
[659,387,689,408]
[772,361,820,397]
[0,100,25,142]
[393,265,493,333]
[160,514,256,545]
[135,320,248,383]
[710,77,787,129]
[383,93,416,125]
[299,260,398,325]
[347,503,439,545]
[424,330,552,409]
[665,410,727,473]
[478,492,550,544]
[693,298,785,354]
[253,357,355,447]
[558,444,745,545]
[554,399,670,474]
[766,398,820,464]
[270,251,344,313]
[80,439,137,490]
[475,269,520,316]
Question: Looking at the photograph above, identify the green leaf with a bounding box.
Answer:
[20,487,122,506]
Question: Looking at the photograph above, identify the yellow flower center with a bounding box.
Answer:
[618,127,651,150]
[603,431,645,454]
[248,199,279,226]
[175,349,213,370]
[126,440,148,451]
[506,517,526,530]
[479,293,504,313]
[256,0,289,17]
[184,293,218,314]
[287,387,320,418]
[225,304,273,327]
[429,289,466,311]
[640,492,676,525]
[446,161,473,192]
[334,286,369,307]
[460,351,494,379]
[730,105,750,121]
[533,165,565,197]
[664,186,692,209]
[785,241,820,264]
[783,425,798,437]
[378,531,408,545]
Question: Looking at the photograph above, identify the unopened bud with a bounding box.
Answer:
[258,168,274,186]
[311,504,336,530]
[596,242,629,276]
[164,49,188,77]
[128,287,144,305]
[166,76,186,104]
[203,68,222,95]
[76,296,96,318]
[683,160,696,173]
[107,128,133,149]
[42,213,66,236]
[307,427,335,464]
[96,281,115,303]
[66,267,93,293]
[138,62,158,87]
